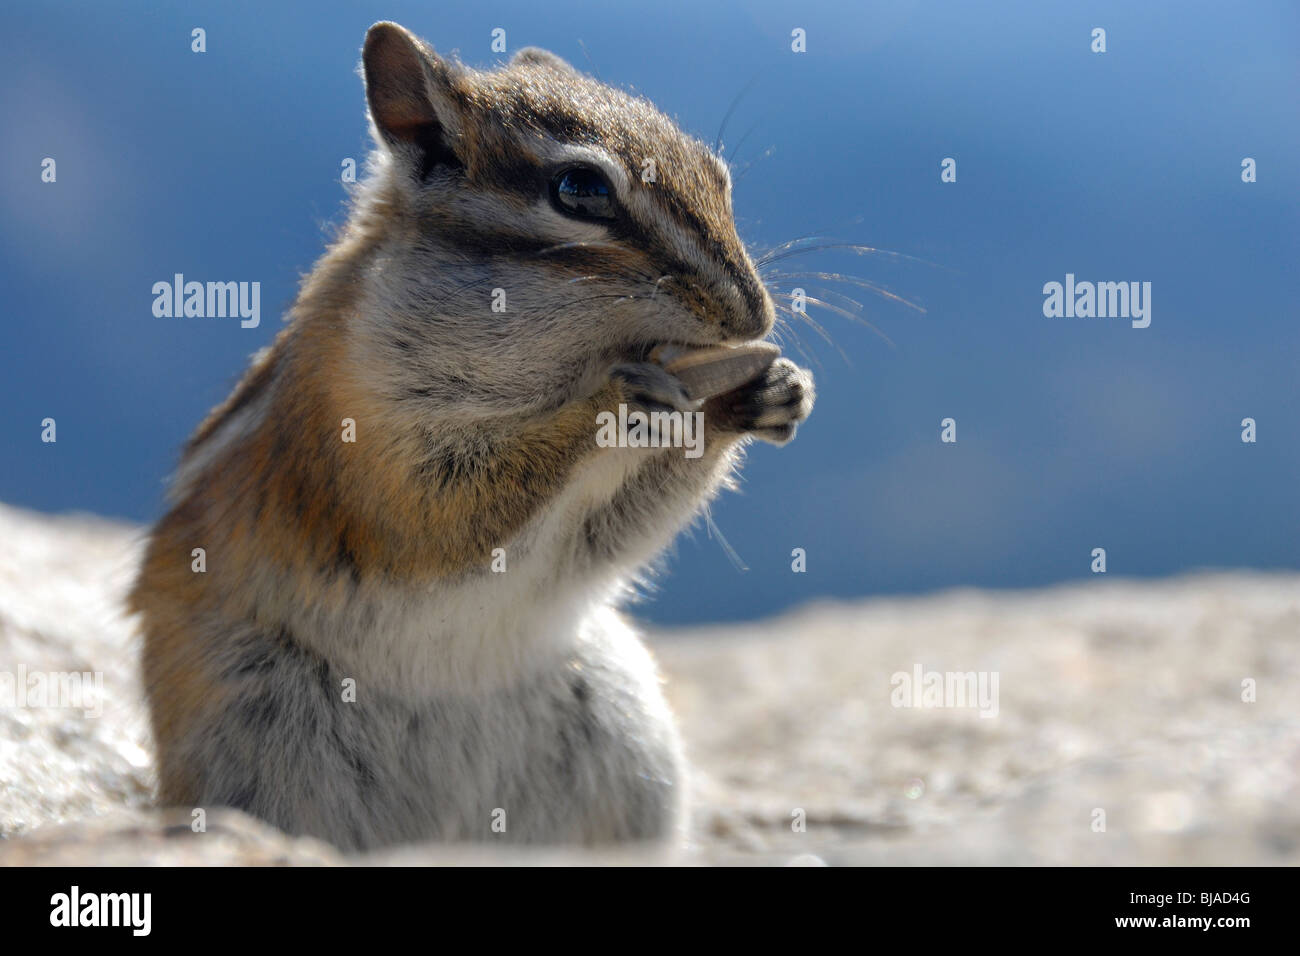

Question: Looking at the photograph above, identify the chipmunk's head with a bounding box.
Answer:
[347,21,774,414]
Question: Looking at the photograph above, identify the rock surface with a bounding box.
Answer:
[1,502,1296,865]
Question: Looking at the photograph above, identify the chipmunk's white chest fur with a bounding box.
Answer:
[205,596,685,850]
[290,444,652,696]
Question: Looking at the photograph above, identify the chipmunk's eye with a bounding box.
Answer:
[551,166,616,221]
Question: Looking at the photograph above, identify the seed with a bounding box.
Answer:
[651,342,779,401]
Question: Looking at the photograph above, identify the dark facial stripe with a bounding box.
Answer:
[614,188,767,327]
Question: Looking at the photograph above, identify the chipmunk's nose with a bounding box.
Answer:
[717,271,776,342]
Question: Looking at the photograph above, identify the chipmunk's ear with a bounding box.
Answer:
[363,22,462,175]
[511,47,579,76]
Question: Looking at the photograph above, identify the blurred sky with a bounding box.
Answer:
[1,0,1297,624]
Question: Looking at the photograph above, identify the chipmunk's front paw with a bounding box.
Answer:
[608,362,697,414]
[707,358,815,445]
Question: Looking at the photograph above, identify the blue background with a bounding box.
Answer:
[2,0,1296,624]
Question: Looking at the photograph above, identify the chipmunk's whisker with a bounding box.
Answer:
[713,73,762,158]
[755,234,832,262]
[701,504,748,572]
[771,292,895,350]
[529,291,646,327]
[772,301,832,346]
[772,300,847,361]
[725,118,765,173]
[764,270,925,314]
[769,281,869,317]
[731,145,775,186]
[769,314,824,373]
[756,237,944,271]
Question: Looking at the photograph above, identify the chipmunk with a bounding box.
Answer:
[129,21,813,852]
